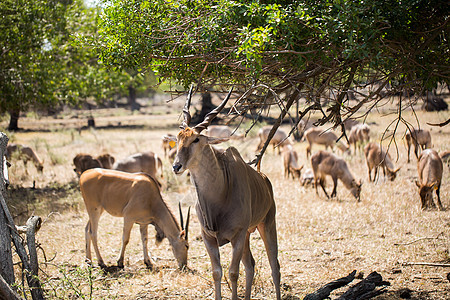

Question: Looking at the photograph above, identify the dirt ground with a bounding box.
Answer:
[2,98,450,299]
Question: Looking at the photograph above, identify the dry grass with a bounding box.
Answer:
[2,100,450,299]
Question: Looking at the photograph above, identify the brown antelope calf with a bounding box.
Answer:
[364,143,401,182]
[113,151,163,180]
[79,168,190,269]
[304,127,349,157]
[73,154,102,177]
[6,143,44,173]
[256,125,292,154]
[405,128,431,162]
[167,87,281,300]
[281,144,303,179]
[415,149,443,210]
[311,150,362,201]
[348,123,370,153]
[96,153,115,169]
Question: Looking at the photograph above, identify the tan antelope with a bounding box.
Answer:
[304,127,349,157]
[6,143,44,173]
[113,151,163,179]
[311,150,362,201]
[167,87,281,300]
[79,168,190,270]
[364,143,401,182]
[256,125,292,155]
[281,144,303,179]
[405,128,432,162]
[348,123,370,153]
[73,153,102,177]
[162,133,177,157]
[415,149,443,210]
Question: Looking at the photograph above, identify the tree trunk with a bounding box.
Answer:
[192,92,215,124]
[128,85,139,111]
[7,110,20,131]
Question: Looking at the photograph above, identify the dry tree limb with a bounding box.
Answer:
[427,118,450,127]
[304,270,357,300]
[394,232,444,246]
[403,262,450,267]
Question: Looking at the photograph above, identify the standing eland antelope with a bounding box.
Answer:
[364,143,401,182]
[166,87,281,300]
[79,168,190,270]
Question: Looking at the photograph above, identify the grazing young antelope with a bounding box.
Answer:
[6,143,44,173]
[311,150,362,201]
[256,125,292,155]
[281,144,303,179]
[415,149,443,210]
[364,143,401,182]
[79,168,189,270]
[304,127,349,157]
[405,128,432,162]
[168,87,281,300]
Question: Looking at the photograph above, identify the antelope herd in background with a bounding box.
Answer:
[3,87,447,299]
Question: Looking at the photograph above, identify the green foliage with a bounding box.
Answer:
[96,0,449,94]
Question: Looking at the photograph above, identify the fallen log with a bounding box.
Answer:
[304,271,390,300]
[304,270,356,300]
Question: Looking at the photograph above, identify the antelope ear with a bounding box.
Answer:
[299,165,304,171]
[415,180,421,188]
[179,230,186,239]
[394,166,401,173]
[207,137,229,145]
[163,135,177,142]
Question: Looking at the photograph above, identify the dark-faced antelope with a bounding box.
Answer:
[6,143,44,173]
[311,150,362,201]
[73,153,102,177]
[405,128,431,163]
[415,149,443,210]
[79,168,189,270]
[167,87,281,300]
[364,143,400,182]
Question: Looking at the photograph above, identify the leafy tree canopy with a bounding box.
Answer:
[96,0,448,125]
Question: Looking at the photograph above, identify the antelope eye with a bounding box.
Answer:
[193,137,199,143]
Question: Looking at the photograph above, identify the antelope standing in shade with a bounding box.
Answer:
[415,149,443,210]
[6,143,44,173]
[79,168,190,270]
[311,150,362,201]
[405,128,431,162]
[167,87,281,300]
[364,143,401,182]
